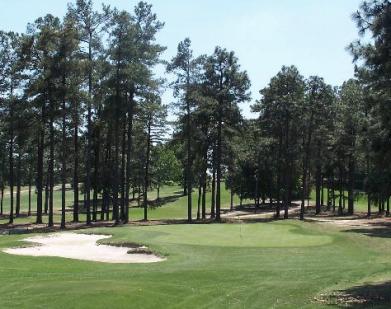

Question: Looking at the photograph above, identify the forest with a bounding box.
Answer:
[1,0,390,228]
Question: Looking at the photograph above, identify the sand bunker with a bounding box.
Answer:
[3,232,165,264]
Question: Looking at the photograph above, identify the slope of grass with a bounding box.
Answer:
[0,221,390,308]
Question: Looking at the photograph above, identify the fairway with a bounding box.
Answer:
[1,221,390,308]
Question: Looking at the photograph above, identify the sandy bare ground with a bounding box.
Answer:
[3,232,165,264]
[305,215,391,229]
[222,204,301,221]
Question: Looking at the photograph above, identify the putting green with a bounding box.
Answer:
[109,223,333,248]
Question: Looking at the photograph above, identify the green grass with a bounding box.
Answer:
[0,185,249,225]
[309,188,371,213]
[1,186,391,307]
[0,221,390,308]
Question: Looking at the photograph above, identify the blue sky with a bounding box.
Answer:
[1,0,362,118]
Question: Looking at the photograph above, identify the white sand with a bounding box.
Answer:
[3,232,165,264]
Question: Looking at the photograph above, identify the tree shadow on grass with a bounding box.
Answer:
[343,221,391,239]
[233,202,300,213]
[319,281,391,308]
[149,194,182,209]
[344,227,391,238]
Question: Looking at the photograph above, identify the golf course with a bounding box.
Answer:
[0,185,390,308]
[2,0,391,307]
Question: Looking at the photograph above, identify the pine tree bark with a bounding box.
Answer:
[120,123,126,221]
[125,91,134,223]
[15,153,21,217]
[8,106,14,224]
[28,180,32,217]
[186,99,192,223]
[201,177,206,220]
[48,98,55,228]
[197,184,201,220]
[61,79,67,229]
[0,159,4,216]
[216,119,222,221]
[347,156,355,215]
[36,104,45,224]
[315,164,321,215]
[73,103,79,222]
[0,186,4,216]
[92,123,101,222]
[338,166,343,216]
[211,151,216,219]
[143,116,152,221]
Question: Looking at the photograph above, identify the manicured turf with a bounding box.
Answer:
[0,221,390,308]
[1,186,390,308]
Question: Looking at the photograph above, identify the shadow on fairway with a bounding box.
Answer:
[344,225,391,238]
[326,281,391,308]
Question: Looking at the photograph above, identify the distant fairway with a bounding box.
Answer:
[1,221,390,308]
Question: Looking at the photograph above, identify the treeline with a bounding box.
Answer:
[0,0,390,228]
[0,1,178,227]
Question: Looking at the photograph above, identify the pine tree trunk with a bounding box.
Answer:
[102,125,112,221]
[48,108,54,227]
[211,161,216,219]
[0,186,4,216]
[183,169,187,196]
[0,158,4,216]
[61,86,67,229]
[338,167,343,216]
[92,126,100,222]
[230,189,234,211]
[367,193,371,217]
[44,176,49,215]
[28,181,32,217]
[276,133,282,219]
[113,118,120,224]
[125,92,134,223]
[347,156,355,215]
[73,108,79,223]
[283,117,291,220]
[120,123,126,221]
[36,104,44,224]
[16,154,21,217]
[301,132,312,219]
[85,34,93,226]
[201,177,206,220]
[143,117,152,221]
[186,100,192,223]
[197,184,201,220]
[321,176,324,207]
[8,97,14,224]
[216,120,222,221]
[331,173,336,213]
[326,175,331,211]
[315,164,321,215]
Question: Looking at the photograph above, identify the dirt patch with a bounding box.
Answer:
[3,232,165,264]
[306,214,391,230]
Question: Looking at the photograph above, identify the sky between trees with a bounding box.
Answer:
[1,0,362,118]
